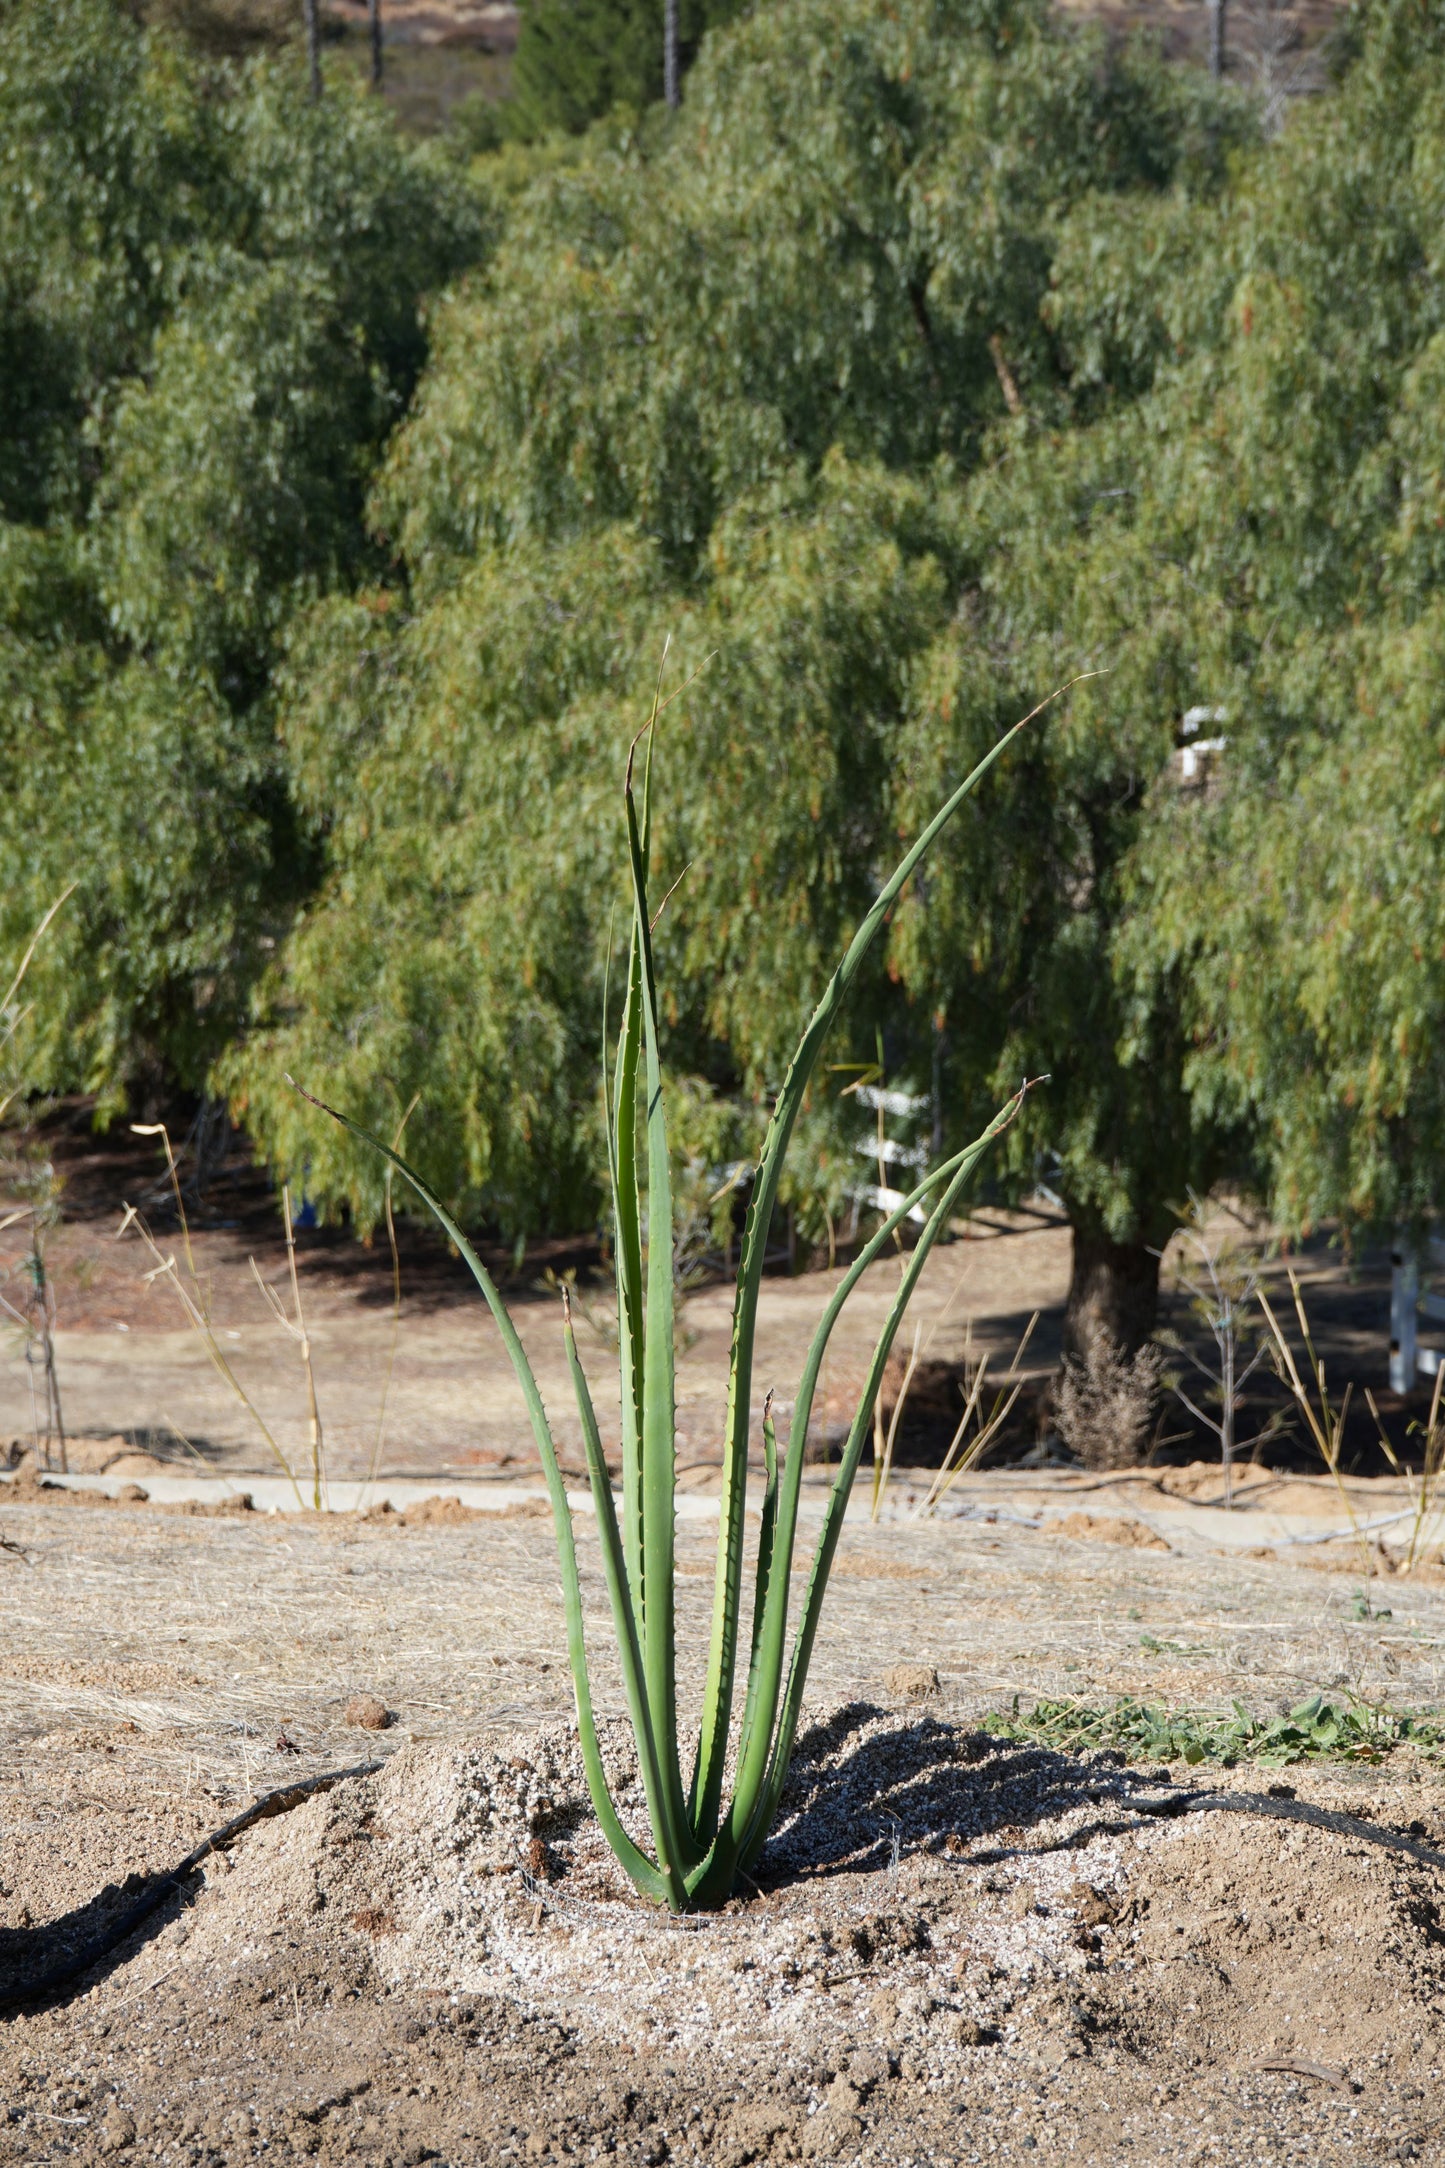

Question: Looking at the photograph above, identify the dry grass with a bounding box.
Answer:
[3,1486,1441,1814]
[120,1126,400,1508]
[1370,1362,1445,1573]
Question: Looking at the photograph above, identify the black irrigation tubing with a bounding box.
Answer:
[0,1757,383,2012]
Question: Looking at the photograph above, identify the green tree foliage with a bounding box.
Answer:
[238,0,1247,1281]
[0,536,280,1097]
[1145,615,1445,1236]
[0,0,215,525]
[220,531,667,1232]
[962,0,1445,1260]
[386,0,1237,583]
[507,0,747,140]
[14,0,1443,1359]
[226,461,960,1234]
[0,0,488,1109]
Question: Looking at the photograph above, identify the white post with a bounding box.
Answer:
[1391,1235,1419,1394]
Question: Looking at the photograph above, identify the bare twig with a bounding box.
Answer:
[1162,1193,1276,1506]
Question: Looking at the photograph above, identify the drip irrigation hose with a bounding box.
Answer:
[0,1756,382,2010]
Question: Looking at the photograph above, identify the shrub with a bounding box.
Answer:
[1055,1334,1163,1471]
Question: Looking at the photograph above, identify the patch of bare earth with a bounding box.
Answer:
[3,1711,1445,2165]
[4,1494,1445,2164]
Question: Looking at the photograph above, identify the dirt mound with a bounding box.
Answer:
[1249,1537,1445,1584]
[1156,1462,1275,1501]
[172,1710,1445,2088]
[1047,1510,1170,1551]
[1116,1809,1445,2073]
[4,1710,1444,2163]
[6,1435,180,1478]
[0,1470,255,1515]
[362,1493,550,1528]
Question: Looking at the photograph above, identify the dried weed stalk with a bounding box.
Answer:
[1258,1270,1371,1571]
[120,1124,308,1508]
[1366,1361,1445,1573]
[922,1309,1040,1512]
[359,1098,419,1511]
[248,1185,326,1510]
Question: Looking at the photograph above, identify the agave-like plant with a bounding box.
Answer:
[296,709,1034,1910]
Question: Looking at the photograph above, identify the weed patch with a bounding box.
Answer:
[986,1691,1445,1768]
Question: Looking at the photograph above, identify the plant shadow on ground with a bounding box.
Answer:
[751,1702,1445,1897]
[0,1867,193,2011]
[753,1701,1141,1891]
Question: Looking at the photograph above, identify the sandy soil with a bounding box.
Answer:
[3,1482,1445,2163]
[2,1119,1440,2165]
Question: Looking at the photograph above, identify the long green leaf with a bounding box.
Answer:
[563,1297,689,1907]
[286,1080,671,1900]
[734,1393,780,1763]
[691,696,1062,1835]
[611,714,664,1642]
[623,761,694,1860]
[610,927,647,1624]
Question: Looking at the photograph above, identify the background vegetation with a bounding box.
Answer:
[3,0,1442,1359]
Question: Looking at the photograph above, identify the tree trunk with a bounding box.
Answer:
[369,0,383,88]
[1063,1227,1161,1363]
[303,0,322,100]
[663,0,679,108]
[1208,0,1227,79]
